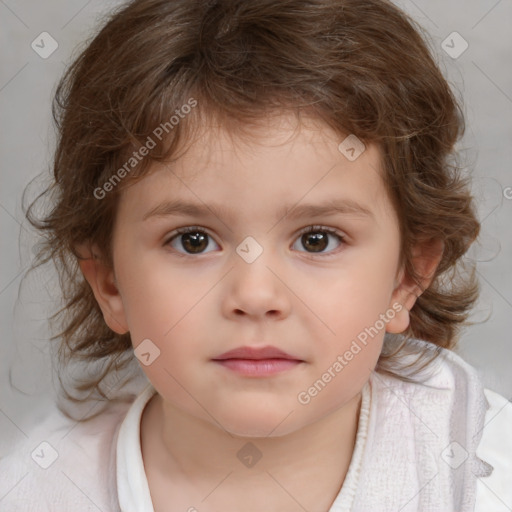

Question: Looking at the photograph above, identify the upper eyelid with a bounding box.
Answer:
[297,224,345,235]
[170,224,346,238]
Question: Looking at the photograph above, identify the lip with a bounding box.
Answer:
[212,346,303,377]
[213,345,300,361]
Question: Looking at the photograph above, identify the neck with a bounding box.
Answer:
[141,390,363,510]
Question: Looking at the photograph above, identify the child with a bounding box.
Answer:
[2,0,511,510]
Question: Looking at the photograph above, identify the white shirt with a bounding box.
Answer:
[115,372,512,511]
[1,340,511,511]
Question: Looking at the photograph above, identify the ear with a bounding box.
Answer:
[386,238,444,334]
[76,243,129,335]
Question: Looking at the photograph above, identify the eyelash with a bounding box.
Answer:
[164,225,346,258]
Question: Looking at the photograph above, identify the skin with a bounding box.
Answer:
[79,113,443,511]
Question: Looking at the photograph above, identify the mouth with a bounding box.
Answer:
[212,346,304,377]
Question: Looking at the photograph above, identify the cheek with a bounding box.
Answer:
[316,267,396,336]
[129,310,209,408]
[123,258,213,347]
[306,257,396,375]
[118,255,205,337]
[309,342,381,418]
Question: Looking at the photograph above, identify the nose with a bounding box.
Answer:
[223,250,292,320]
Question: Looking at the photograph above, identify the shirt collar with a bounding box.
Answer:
[116,383,157,512]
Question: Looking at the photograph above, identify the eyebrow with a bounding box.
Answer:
[142,197,374,224]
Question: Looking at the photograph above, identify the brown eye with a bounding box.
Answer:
[301,231,328,253]
[166,227,219,255]
[293,226,345,255]
[180,231,208,253]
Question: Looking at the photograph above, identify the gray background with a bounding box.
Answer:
[1,0,511,449]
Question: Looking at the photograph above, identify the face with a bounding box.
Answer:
[96,114,414,437]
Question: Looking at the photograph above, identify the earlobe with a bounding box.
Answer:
[385,238,444,334]
[76,243,129,335]
[386,303,410,334]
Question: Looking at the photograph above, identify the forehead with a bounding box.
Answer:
[116,113,396,229]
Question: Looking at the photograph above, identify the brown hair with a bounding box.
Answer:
[22,0,481,419]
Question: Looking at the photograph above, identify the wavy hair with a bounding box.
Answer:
[22,0,481,419]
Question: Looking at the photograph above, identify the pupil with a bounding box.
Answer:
[303,232,327,252]
[183,232,207,253]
